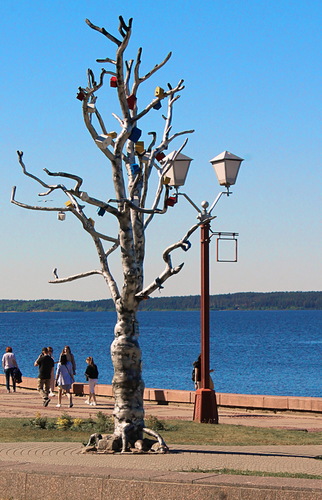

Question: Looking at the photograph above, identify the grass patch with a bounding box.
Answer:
[0,412,114,443]
[159,420,322,446]
[0,416,321,446]
[181,468,322,480]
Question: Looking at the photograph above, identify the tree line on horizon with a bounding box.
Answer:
[0,291,320,312]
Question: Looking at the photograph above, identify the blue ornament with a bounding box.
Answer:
[97,207,105,217]
[129,127,142,143]
[130,163,140,175]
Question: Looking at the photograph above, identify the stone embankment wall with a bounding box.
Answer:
[1,375,321,413]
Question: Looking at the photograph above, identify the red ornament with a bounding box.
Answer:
[156,152,165,162]
[166,196,178,207]
[127,94,137,110]
[110,76,118,87]
[76,90,85,101]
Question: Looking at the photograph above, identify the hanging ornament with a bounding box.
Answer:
[57,211,66,221]
[153,101,162,110]
[155,152,166,162]
[87,103,96,113]
[155,86,165,98]
[64,200,73,207]
[135,141,145,154]
[129,127,142,143]
[162,176,171,185]
[76,89,85,101]
[107,131,117,139]
[127,94,137,110]
[110,76,118,87]
[130,163,140,175]
[166,196,178,207]
[97,207,106,217]
[95,135,112,149]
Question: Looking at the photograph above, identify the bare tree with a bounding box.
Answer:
[11,16,201,453]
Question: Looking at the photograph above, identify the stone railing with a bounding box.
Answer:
[1,375,321,412]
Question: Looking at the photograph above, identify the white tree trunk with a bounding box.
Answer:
[111,310,144,439]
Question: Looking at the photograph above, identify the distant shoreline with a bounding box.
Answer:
[0,291,321,312]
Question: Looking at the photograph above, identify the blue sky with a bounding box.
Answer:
[1,0,321,300]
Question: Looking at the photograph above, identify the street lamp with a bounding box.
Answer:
[210,151,243,188]
[161,150,193,187]
[165,151,243,423]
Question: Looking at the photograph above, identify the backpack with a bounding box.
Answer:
[12,367,22,384]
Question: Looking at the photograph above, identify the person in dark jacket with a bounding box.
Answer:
[84,356,99,406]
[34,347,54,406]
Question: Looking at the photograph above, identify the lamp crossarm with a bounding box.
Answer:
[208,189,231,216]
[177,192,201,214]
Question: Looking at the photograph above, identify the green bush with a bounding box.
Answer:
[25,412,49,429]
[144,415,166,431]
[95,411,114,433]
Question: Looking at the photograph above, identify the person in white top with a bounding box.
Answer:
[2,346,18,393]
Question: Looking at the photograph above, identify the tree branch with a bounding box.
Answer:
[136,221,201,299]
[43,168,83,191]
[11,186,69,213]
[86,18,122,46]
[49,270,103,284]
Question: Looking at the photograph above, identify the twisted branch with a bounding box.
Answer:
[136,221,201,299]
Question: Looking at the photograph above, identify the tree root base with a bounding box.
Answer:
[82,433,169,454]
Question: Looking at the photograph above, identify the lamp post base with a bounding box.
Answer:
[193,388,219,424]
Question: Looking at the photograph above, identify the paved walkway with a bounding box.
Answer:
[1,387,322,499]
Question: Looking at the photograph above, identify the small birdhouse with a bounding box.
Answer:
[129,127,142,143]
[155,86,165,98]
[132,195,140,206]
[130,163,140,175]
[64,200,73,207]
[162,176,171,185]
[88,218,95,227]
[97,207,105,217]
[110,76,118,87]
[153,101,162,110]
[76,90,85,101]
[135,141,145,154]
[140,154,149,164]
[87,103,96,113]
[166,196,178,207]
[107,131,117,139]
[127,94,137,110]
[57,211,66,221]
[95,134,112,149]
[155,152,165,162]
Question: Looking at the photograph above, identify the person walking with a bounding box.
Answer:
[34,347,54,407]
[84,356,99,406]
[2,347,18,393]
[55,354,74,408]
[60,346,76,375]
[47,347,56,397]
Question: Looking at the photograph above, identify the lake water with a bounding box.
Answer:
[0,310,321,397]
